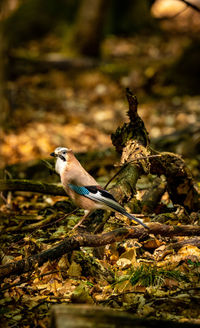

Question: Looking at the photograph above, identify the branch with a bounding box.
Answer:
[0,179,66,196]
[168,237,200,252]
[1,223,200,281]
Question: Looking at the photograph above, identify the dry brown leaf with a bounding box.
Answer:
[164,278,179,289]
[143,238,162,250]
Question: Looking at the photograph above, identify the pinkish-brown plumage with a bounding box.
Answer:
[50,147,148,229]
[54,148,106,212]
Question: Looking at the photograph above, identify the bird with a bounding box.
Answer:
[50,147,149,229]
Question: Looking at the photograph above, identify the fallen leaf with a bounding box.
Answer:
[67,261,82,277]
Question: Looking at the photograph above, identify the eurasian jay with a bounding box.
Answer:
[50,147,148,229]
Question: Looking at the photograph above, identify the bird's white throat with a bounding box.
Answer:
[55,157,67,175]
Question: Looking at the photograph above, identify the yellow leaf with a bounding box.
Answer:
[67,261,82,277]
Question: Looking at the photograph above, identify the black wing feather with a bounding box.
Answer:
[85,185,117,202]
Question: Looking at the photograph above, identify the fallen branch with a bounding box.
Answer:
[0,179,66,196]
[167,237,200,252]
[6,213,60,232]
[1,223,200,281]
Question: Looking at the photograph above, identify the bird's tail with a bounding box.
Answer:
[121,210,149,229]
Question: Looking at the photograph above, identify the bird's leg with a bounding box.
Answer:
[72,210,92,229]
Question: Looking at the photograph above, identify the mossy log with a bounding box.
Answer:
[0,179,66,196]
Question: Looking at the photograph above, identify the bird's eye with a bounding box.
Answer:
[62,151,66,154]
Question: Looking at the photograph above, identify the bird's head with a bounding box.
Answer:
[50,147,71,161]
[50,147,72,174]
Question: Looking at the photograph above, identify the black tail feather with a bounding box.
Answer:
[122,211,149,229]
[108,203,149,229]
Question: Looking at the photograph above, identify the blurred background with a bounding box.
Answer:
[0,0,200,178]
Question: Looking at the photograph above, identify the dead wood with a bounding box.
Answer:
[1,223,200,281]
[50,304,200,328]
[167,237,200,252]
[110,90,150,203]
[2,91,198,213]
[111,88,199,211]
[0,179,66,196]
[141,177,167,213]
[1,90,199,224]
[149,152,199,211]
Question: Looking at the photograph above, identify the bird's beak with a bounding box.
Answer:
[50,152,56,157]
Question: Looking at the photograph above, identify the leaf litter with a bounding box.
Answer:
[1,29,200,327]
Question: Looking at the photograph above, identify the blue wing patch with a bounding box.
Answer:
[68,184,90,196]
[68,184,149,229]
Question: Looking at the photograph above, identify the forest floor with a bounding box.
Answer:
[0,27,200,327]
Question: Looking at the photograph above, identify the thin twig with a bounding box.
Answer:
[104,155,161,189]
[41,159,58,175]
[0,270,63,292]
[104,163,129,189]
[3,209,77,252]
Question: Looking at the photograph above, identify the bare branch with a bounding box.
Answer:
[1,223,200,281]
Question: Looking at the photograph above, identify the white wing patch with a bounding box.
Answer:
[85,190,125,213]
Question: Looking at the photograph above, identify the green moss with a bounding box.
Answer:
[114,265,188,288]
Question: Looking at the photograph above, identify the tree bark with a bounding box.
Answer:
[72,0,110,57]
